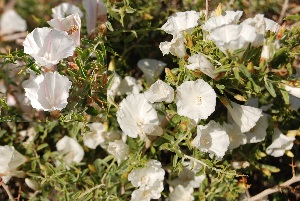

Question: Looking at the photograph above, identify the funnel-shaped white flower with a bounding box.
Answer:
[0,145,27,183]
[137,59,166,85]
[244,115,268,143]
[186,53,217,79]
[23,71,72,111]
[191,121,230,159]
[83,122,107,149]
[131,181,164,201]
[107,140,129,164]
[56,136,84,166]
[266,128,295,157]
[169,185,194,201]
[159,34,186,58]
[161,10,202,37]
[225,101,262,133]
[223,122,246,149]
[208,24,257,56]
[176,79,216,120]
[202,10,243,32]
[52,3,83,18]
[117,94,162,139]
[118,76,143,95]
[23,27,76,68]
[83,0,107,35]
[144,80,174,103]
[0,9,27,36]
[48,13,81,46]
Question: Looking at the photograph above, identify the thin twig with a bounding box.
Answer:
[1,182,16,201]
[205,0,209,20]
[278,0,289,24]
[249,175,300,201]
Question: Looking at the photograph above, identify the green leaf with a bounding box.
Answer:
[85,106,99,116]
[264,77,276,97]
[284,14,300,21]
[280,88,290,105]
[37,143,49,151]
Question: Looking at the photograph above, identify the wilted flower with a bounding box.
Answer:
[137,59,166,85]
[56,136,84,167]
[159,34,186,58]
[0,145,27,183]
[224,100,263,133]
[107,72,122,101]
[223,122,247,149]
[52,3,83,18]
[118,76,143,95]
[283,83,300,99]
[231,161,250,169]
[202,10,243,32]
[161,10,201,37]
[244,115,268,143]
[83,122,107,149]
[23,27,76,68]
[191,121,230,159]
[261,39,280,61]
[186,53,217,79]
[0,9,27,36]
[169,185,194,201]
[144,80,174,103]
[23,71,72,111]
[107,140,129,164]
[208,24,257,56]
[48,13,81,46]
[176,79,216,120]
[82,0,107,35]
[117,94,162,139]
[266,128,295,157]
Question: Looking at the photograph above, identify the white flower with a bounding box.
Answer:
[117,94,162,139]
[118,76,143,95]
[0,145,27,183]
[289,95,300,111]
[208,24,257,56]
[261,40,280,61]
[23,71,72,111]
[225,101,263,133]
[159,35,186,58]
[83,122,107,149]
[83,0,107,35]
[223,122,246,149]
[186,53,217,79]
[107,140,129,164]
[191,121,230,159]
[48,13,81,46]
[266,128,295,157]
[169,185,194,201]
[244,115,268,143]
[264,18,281,32]
[131,181,164,201]
[284,84,300,99]
[144,80,174,103]
[23,27,76,68]
[0,9,27,36]
[56,136,84,167]
[137,59,166,85]
[52,3,83,18]
[128,159,165,188]
[168,167,205,188]
[176,79,216,120]
[202,10,243,32]
[107,72,122,101]
[161,10,201,37]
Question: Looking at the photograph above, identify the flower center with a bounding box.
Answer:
[195,96,202,105]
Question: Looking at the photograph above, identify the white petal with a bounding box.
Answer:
[144,80,174,103]
[186,53,217,79]
[176,79,216,120]
[23,71,72,111]
[56,136,84,165]
[52,3,83,18]
[244,115,268,143]
[226,101,262,133]
[23,28,76,68]
[0,10,27,35]
[137,59,166,85]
